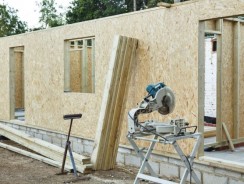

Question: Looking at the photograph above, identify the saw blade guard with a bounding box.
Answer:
[156,86,175,115]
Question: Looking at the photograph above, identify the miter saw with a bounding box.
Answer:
[127,83,202,184]
[128,82,196,137]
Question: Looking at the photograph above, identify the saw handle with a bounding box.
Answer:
[177,126,197,136]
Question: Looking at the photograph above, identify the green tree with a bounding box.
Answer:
[66,0,127,24]
[0,4,27,37]
[38,0,64,28]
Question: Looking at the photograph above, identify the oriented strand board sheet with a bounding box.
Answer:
[70,50,82,92]
[0,0,244,155]
[14,51,24,109]
[70,48,93,93]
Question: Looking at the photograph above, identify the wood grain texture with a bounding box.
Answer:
[91,36,138,170]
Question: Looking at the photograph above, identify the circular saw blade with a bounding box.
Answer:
[157,87,175,115]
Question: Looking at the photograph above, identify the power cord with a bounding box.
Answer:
[184,155,192,184]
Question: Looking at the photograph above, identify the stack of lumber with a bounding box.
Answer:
[0,124,92,173]
[91,35,138,170]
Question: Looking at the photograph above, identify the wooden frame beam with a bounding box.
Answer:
[233,21,240,139]
[204,30,222,35]
[64,41,71,92]
[216,19,223,143]
[9,48,15,120]
[92,38,95,93]
[82,39,88,92]
[198,21,205,157]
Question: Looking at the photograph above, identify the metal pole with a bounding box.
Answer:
[133,0,136,11]
[61,118,73,173]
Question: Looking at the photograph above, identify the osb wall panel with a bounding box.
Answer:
[15,51,24,109]
[0,0,244,154]
[220,20,234,139]
[239,23,244,138]
[70,50,82,92]
[70,48,93,93]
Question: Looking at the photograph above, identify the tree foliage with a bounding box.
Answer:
[0,4,27,37]
[66,0,190,24]
[66,0,127,24]
[38,0,64,28]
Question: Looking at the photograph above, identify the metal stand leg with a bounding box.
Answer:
[173,135,202,184]
[127,135,158,184]
[68,141,78,177]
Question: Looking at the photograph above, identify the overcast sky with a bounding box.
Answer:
[0,0,72,28]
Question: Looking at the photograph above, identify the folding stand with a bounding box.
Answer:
[127,133,202,184]
[61,113,82,176]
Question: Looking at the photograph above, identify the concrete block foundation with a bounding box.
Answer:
[1,121,244,184]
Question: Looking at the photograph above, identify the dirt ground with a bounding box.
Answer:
[0,140,138,184]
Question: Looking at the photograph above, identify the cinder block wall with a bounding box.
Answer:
[1,121,243,184]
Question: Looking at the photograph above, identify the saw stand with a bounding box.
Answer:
[127,132,202,184]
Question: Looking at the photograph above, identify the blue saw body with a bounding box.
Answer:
[146,82,166,98]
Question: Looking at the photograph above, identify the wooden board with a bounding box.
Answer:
[91,35,138,170]
[0,142,72,171]
[0,124,92,173]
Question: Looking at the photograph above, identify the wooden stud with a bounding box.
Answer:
[9,48,15,119]
[82,39,88,92]
[198,21,205,157]
[216,19,223,143]
[21,51,25,110]
[64,41,71,92]
[233,21,240,139]
[92,38,95,93]
[222,122,235,151]
[204,30,222,35]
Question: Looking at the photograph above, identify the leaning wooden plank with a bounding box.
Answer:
[110,39,137,168]
[91,35,138,170]
[100,37,128,169]
[91,35,123,169]
[0,142,72,171]
[222,122,235,151]
[105,38,137,169]
[0,124,90,168]
[92,36,125,169]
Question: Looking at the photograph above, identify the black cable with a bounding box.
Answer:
[184,155,192,184]
[128,112,169,141]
